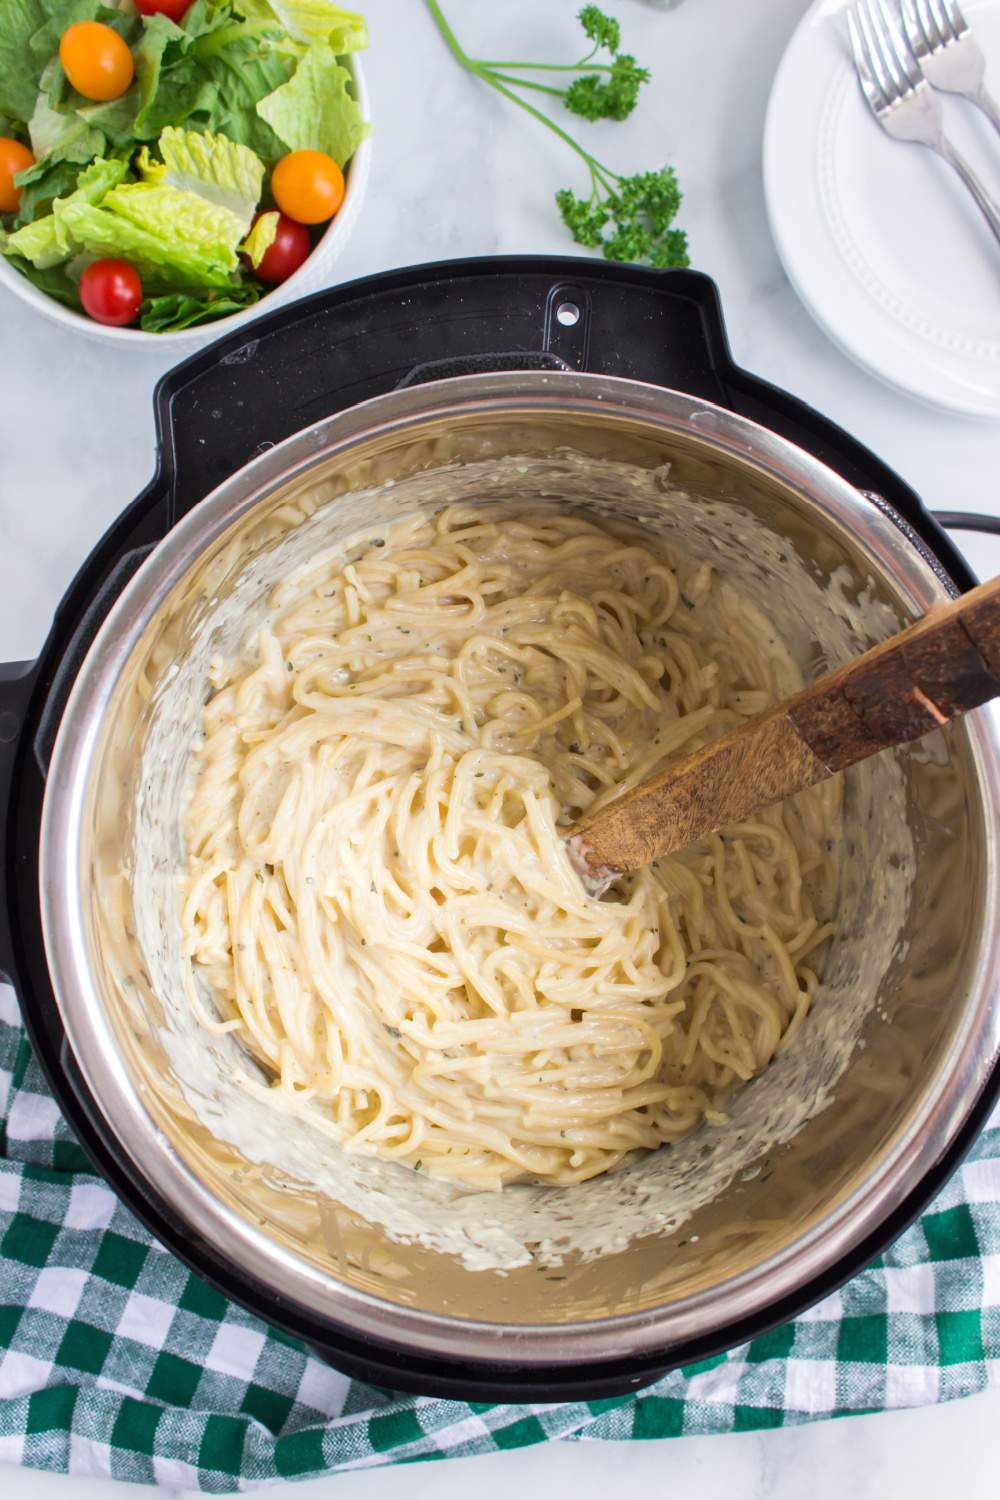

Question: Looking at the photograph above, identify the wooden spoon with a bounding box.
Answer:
[565,574,1000,896]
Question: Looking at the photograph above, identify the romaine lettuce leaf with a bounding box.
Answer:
[6,129,264,289]
[15,1,294,167]
[256,41,367,165]
[58,153,126,201]
[240,207,277,267]
[0,0,45,122]
[54,194,239,284]
[29,84,106,160]
[8,3,167,181]
[139,281,260,331]
[1,251,82,309]
[232,0,366,51]
[183,35,293,157]
[4,156,127,266]
[124,5,293,156]
[10,61,109,223]
[137,124,263,232]
[3,213,70,269]
[74,16,178,145]
[11,156,82,224]
[3,214,69,269]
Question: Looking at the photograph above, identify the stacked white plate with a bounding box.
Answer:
[764,0,1000,418]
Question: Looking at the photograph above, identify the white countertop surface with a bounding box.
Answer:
[2,0,999,1494]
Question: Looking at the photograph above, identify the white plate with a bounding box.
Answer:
[763,0,1000,418]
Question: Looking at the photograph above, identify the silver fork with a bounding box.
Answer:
[849,0,1000,249]
[901,0,1000,138]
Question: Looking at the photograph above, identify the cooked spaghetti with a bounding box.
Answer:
[180,505,840,1189]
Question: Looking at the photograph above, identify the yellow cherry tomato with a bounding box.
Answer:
[59,21,134,103]
[271,150,345,225]
[0,137,35,214]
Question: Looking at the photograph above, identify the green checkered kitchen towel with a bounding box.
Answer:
[2,984,999,1490]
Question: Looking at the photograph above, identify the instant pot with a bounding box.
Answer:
[2,258,999,1401]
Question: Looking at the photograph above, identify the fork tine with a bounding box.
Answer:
[928,0,958,43]
[855,1,894,102]
[861,0,908,97]
[901,0,929,55]
[848,7,873,87]
[851,3,893,105]
[941,0,970,37]
[848,6,887,106]
[876,0,924,88]
[917,0,941,49]
[915,0,944,50]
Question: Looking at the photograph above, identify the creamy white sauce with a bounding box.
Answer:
[132,453,913,1271]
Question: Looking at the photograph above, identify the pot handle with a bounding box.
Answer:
[0,660,38,986]
[932,511,1000,538]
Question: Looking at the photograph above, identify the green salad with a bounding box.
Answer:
[0,0,370,332]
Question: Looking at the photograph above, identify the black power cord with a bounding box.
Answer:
[933,511,1000,536]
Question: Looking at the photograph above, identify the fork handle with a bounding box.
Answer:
[934,136,1000,249]
[973,84,1000,140]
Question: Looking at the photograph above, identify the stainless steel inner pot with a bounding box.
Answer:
[39,373,1000,1373]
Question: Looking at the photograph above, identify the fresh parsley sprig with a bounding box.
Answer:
[424,2,689,269]
[471,4,649,124]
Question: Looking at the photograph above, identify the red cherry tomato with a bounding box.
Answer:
[133,0,195,19]
[246,211,311,285]
[80,258,143,326]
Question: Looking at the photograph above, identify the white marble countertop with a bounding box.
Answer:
[2,0,999,1494]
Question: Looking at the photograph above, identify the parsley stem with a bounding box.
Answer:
[474,60,615,74]
[423,0,618,186]
[422,0,472,69]
[483,71,616,185]
[488,73,568,99]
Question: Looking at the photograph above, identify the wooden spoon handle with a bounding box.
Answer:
[565,574,1000,893]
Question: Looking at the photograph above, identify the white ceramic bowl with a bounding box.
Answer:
[0,56,370,351]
